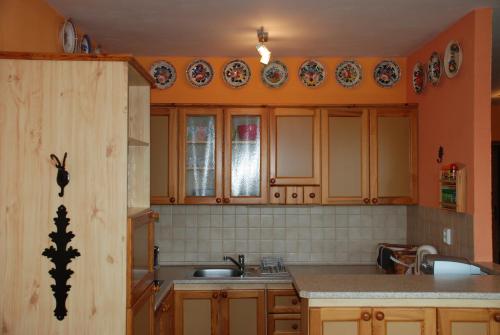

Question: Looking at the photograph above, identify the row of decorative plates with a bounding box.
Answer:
[60,19,95,54]
[411,40,463,94]
[150,59,402,89]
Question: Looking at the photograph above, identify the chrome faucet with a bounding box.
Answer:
[223,254,245,272]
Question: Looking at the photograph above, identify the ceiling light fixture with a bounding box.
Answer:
[256,26,271,65]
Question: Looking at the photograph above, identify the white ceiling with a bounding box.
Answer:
[48,0,500,89]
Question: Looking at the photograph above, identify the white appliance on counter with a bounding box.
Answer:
[415,245,438,274]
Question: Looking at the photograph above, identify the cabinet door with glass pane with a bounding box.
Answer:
[224,108,268,204]
[179,108,223,204]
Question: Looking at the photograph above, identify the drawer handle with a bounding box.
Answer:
[212,292,219,299]
[292,323,298,330]
[274,192,281,198]
[291,298,298,305]
[372,198,378,205]
[363,198,370,204]
[291,193,298,199]
[169,197,176,203]
[270,178,276,185]
[361,312,371,321]
[309,193,315,199]
[162,306,167,313]
[216,198,222,204]
[221,291,228,299]
[223,197,230,204]
[494,313,500,322]
[375,311,385,321]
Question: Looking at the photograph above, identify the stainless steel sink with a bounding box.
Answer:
[193,268,244,278]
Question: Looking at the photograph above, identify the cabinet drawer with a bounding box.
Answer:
[285,187,303,205]
[268,314,301,335]
[268,290,301,313]
[270,186,286,205]
[303,186,321,204]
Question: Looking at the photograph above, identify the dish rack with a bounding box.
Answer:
[260,256,288,276]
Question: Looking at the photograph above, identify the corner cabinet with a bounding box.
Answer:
[438,308,500,335]
[0,53,153,334]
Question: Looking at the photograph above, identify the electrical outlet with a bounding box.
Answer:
[443,228,452,245]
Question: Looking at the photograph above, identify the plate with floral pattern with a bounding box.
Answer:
[298,60,326,87]
[427,52,442,86]
[261,61,288,88]
[186,59,214,87]
[223,59,251,88]
[373,60,400,88]
[150,60,176,89]
[335,60,362,88]
[444,40,462,78]
[412,62,426,94]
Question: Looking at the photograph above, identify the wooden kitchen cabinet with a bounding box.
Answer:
[270,186,287,204]
[438,308,500,335]
[268,314,301,335]
[155,290,174,335]
[128,284,155,335]
[150,105,178,205]
[223,108,269,204]
[372,308,436,335]
[268,290,301,335]
[270,108,321,186]
[178,108,224,204]
[268,290,301,314]
[310,308,372,335]
[175,290,265,335]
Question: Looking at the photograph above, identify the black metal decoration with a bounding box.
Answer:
[437,146,444,163]
[42,205,81,321]
[50,153,69,197]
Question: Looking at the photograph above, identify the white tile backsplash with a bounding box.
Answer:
[153,205,407,265]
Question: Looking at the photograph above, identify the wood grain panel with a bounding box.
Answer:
[372,308,436,335]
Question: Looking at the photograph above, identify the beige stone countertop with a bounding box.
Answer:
[288,265,500,300]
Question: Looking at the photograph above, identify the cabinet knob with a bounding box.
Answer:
[221,291,227,299]
[309,193,315,199]
[292,323,298,330]
[371,198,378,205]
[363,198,370,204]
[361,312,371,321]
[291,193,298,199]
[150,212,160,220]
[291,298,298,305]
[169,197,176,203]
[212,292,219,299]
[216,198,222,204]
[494,313,500,322]
[223,197,230,204]
[274,192,281,198]
[375,311,385,321]
[270,178,276,185]
[162,306,167,313]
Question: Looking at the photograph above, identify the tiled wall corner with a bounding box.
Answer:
[153,205,407,265]
[407,205,474,259]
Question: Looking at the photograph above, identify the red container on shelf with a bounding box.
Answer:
[237,124,257,141]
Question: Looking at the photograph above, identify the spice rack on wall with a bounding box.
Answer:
[439,163,466,213]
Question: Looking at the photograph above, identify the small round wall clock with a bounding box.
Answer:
[79,34,92,54]
[412,62,426,94]
[335,60,362,88]
[427,52,442,86]
[374,60,400,88]
[60,19,77,53]
[186,59,214,87]
[298,60,326,88]
[444,40,462,78]
[261,61,288,88]
[150,61,176,89]
[223,59,251,88]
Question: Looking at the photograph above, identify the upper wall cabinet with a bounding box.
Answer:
[150,106,178,205]
[224,108,269,204]
[370,108,418,205]
[178,108,224,204]
[270,108,321,186]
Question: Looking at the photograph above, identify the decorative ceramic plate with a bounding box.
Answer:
[223,59,251,88]
[444,40,462,78]
[298,60,326,87]
[186,59,214,87]
[335,60,362,88]
[412,62,426,94]
[373,60,400,88]
[261,61,288,88]
[427,52,442,86]
[79,34,92,54]
[150,61,176,89]
[60,19,77,53]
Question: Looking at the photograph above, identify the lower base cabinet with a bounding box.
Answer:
[174,290,265,335]
[438,308,500,335]
[128,284,155,335]
[155,290,174,335]
[309,307,436,335]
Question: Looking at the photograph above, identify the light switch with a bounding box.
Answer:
[442,228,452,245]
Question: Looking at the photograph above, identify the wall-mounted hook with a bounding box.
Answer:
[436,146,444,163]
[50,153,69,197]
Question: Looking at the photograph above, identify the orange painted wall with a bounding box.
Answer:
[493,103,500,141]
[407,9,493,261]
[0,0,64,52]
[136,56,407,105]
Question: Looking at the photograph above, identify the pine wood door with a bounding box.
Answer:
[224,108,268,204]
[178,108,224,204]
[372,308,436,335]
[150,106,178,205]
[127,284,154,335]
[270,108,321,186]
[438,308,500,335]
[175,291,218,335]
[321,108,370,205]
[369,108,418,205]
[220,290,266,335]
[309,308,372,335]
